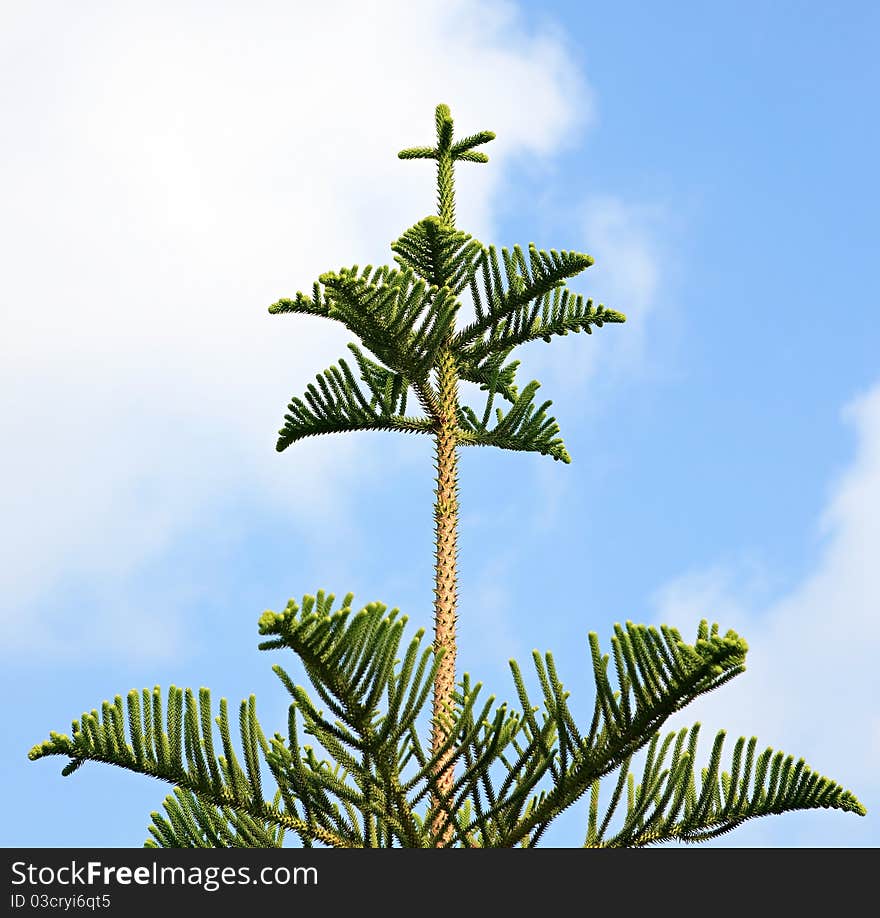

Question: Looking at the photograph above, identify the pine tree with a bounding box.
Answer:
[30,104,865,847]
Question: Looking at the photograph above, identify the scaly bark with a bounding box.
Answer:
[428,105,460,843]
[430,348,459,841]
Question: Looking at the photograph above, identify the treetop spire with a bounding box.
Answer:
[398,103,496,227]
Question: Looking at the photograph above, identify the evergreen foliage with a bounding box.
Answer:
[267,215,623,461]
[30,104,864,846]
[29,593,864,847]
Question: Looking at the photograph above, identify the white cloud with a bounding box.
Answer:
[525,194,671,396]
[0,0,592,657]
[651,382,880,846]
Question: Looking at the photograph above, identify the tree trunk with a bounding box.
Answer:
[430,347,459,842]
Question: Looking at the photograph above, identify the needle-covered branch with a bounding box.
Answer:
[275,345,432,451]
[30,599,864,848]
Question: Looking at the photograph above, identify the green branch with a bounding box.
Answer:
[457,379,571,463]
[452,243,600,352]
[275,346,432,452]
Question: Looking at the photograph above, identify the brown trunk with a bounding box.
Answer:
[430,348,459,843]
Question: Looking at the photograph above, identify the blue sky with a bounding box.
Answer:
[3,0,878,847]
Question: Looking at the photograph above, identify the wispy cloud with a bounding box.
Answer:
[525,193,672,397]
[651,382,880,845]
